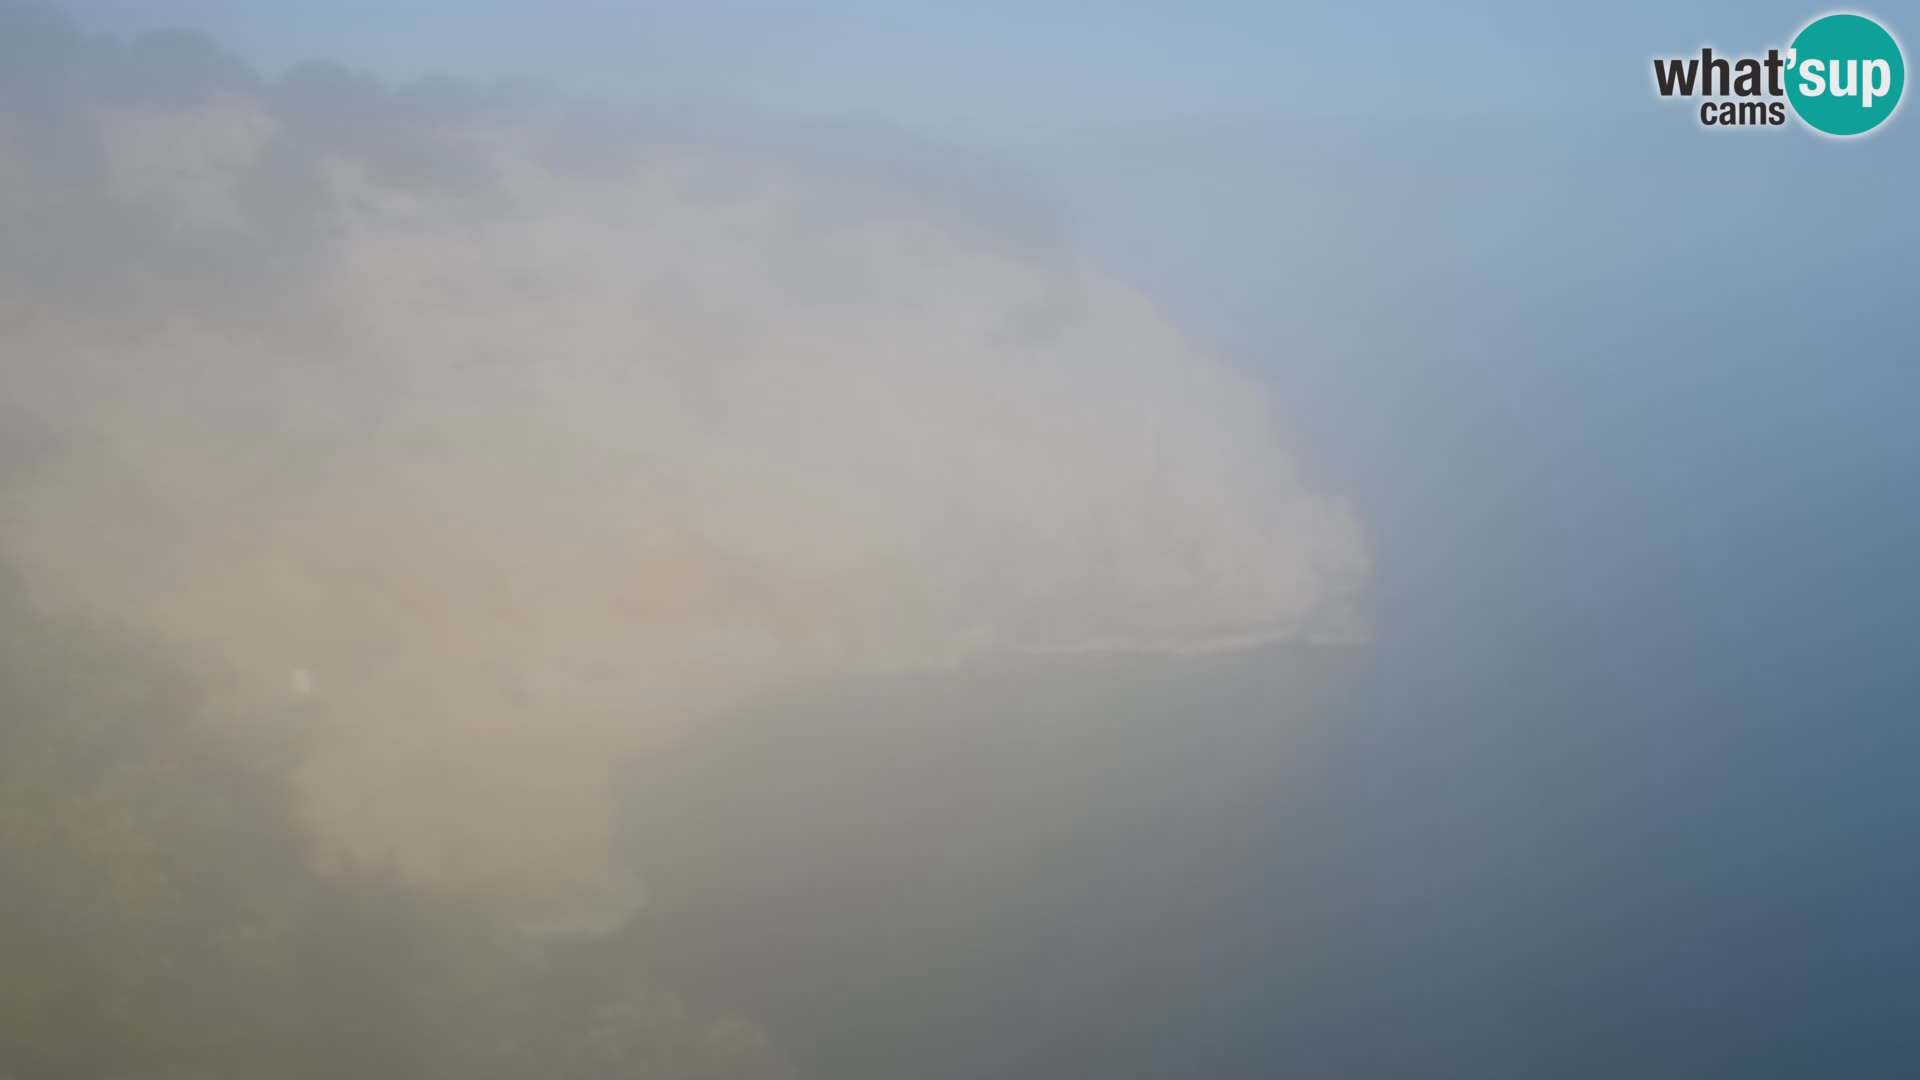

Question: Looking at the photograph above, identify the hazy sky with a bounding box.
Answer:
[55,0,1858,126]
[17,2,1920,1077]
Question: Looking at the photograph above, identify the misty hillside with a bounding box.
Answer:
[0,567,784,1079]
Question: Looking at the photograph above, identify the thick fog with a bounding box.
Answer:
[9,4,1920,1079]
[0,7,1362,936]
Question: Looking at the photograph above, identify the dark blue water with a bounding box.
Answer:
[627,120,1920,1078]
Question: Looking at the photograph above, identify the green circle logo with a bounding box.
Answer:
[1786,13,1905,136]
